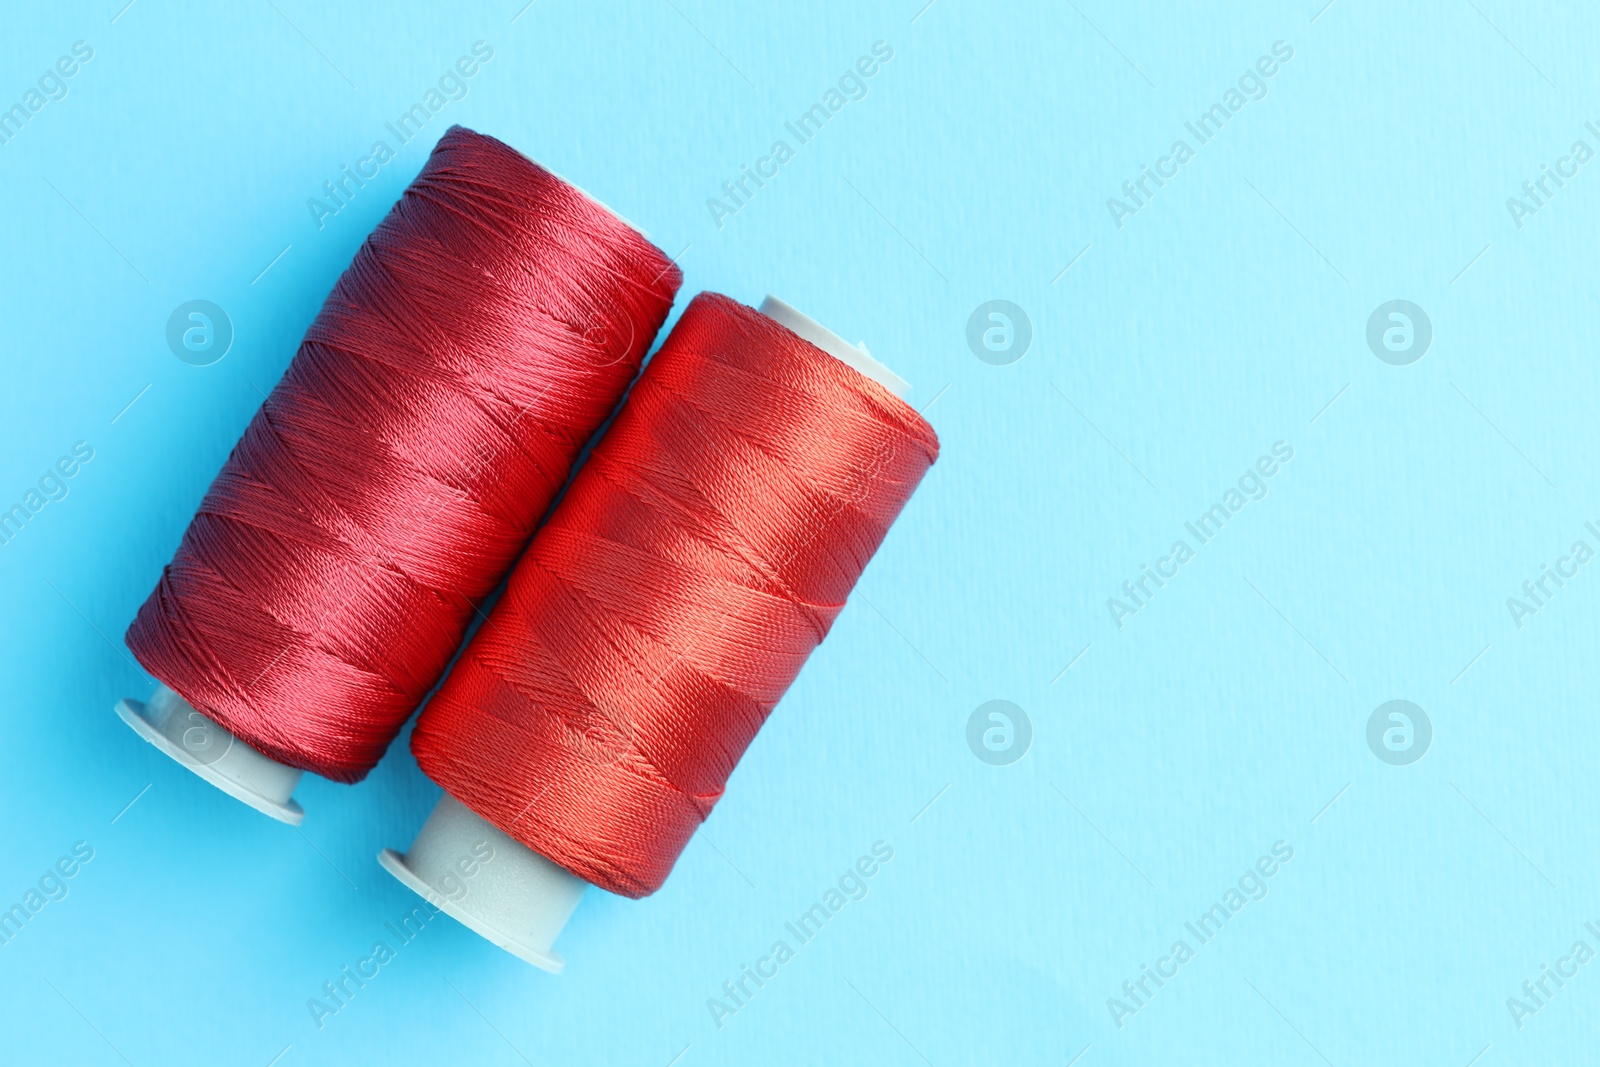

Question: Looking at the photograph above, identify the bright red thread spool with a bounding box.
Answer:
[123,126,682,787]
[408,292,939,900]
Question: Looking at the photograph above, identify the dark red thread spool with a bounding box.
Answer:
[381,293,938,970]
[116,126,682,822]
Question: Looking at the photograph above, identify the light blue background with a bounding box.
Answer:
[2,0,1597,1063]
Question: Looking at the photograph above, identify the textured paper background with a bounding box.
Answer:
[0,1,1595,1064]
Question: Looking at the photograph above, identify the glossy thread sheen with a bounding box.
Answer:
[126,126,682,782]
[412,293,939,897]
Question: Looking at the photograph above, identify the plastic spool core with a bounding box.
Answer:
[379,294,912,971]
[115,686,305,824]
[112,175,651,826]
[756,295,909,398]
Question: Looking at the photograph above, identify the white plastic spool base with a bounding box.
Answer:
[115,684,305,825]
[380,295,911,971]
[379,793,586,973]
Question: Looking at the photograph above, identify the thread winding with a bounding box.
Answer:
[411,293,939,897]
[126,126,682,782]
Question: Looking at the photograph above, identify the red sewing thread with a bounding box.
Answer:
[126,126,682,782]
[410,293,939,897]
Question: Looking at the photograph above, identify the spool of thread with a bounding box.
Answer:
[115,126,683,824]
[381,293,938,971]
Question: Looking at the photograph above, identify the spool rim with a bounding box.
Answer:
[114,697,305,825]
[377,848,566,973]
